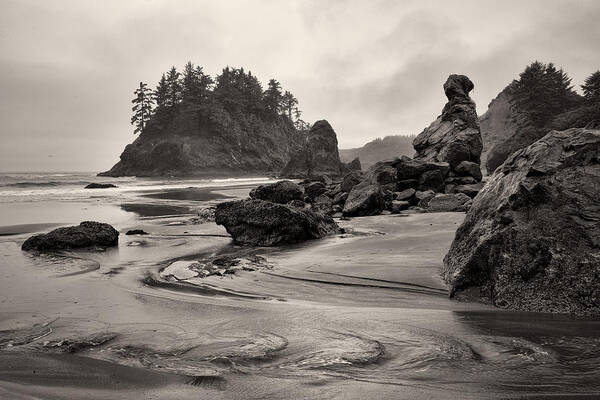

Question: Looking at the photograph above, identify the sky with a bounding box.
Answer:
[1,0,599,172]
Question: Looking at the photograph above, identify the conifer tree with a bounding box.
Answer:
[581,70,600,103]
[165,66,182,108]
[131,82,153,134]
[281,91,298,120]
[263,79,283,117]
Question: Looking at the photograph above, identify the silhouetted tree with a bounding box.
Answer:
[582,70,600,103]
[263,79,283,118]
[131,82,153,134]
[165,66,182,108]
[510,61,578,127]
[281,91,298,120]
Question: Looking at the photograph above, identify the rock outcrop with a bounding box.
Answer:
[346,157,362,171]
[442,128,600,315]
[280,120,347,178]
[215,199,340,246]
[413,74,483,179]
[249,180,304,204]
[85,183,117,189]
[101,117,304,177]
[22,221,119,251]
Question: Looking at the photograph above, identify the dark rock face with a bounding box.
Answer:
[22,222,119,251]
[85,183,117,189]
[413,75,483,177]
[342,181,384,217]
[347,157,362,171]
[249,180,304,204]
[280,120,347,178]
[443,128,600,315]
[340,171,364,193]
[215,199,340,246]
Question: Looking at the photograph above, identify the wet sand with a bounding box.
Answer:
[1,184,599,399]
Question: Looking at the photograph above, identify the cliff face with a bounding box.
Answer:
[280,120,347,178]
[101,112,305,177]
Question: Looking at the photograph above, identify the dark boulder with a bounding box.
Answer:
[443,128,600,315]
[280,120,347,178]
[215,199,340,246]
[455,161,482,182]
[85,183,117,189]
[393,156,449,181]
[22,221,119,251]
[304,181,327,199]
[249,180,304,204]
[418,170,444,192]
[342,181,385,217]
[427,193,472,212]
[126,229,148,235]
[340,170,364,193]
[394,188,415,201]
[413,75,483,173]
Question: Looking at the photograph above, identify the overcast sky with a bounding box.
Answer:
[1,0,599,172]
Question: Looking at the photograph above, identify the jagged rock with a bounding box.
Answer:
[418,170,444,192]
[427,193,472,212]
[455,161,482,181]
[84,183,117,189]
[413,75,483,173]
[313,194,333,214]
[396,179,418,191]
[393,156,450,181]
[332,192,348,205]
[22,221,119,251]
[443,128,600,315]
[249,180,304,204]
[415,190,436,207]
[281,120,347,178]
[363,160,397,187]
[394,188,415,201]
[288,199,309,209]
[304,181,327,199]
[215,199,340,246]
[390,200,410,213]
[347,157,362,171]
[340,170,364,193]
[342,181,385,217]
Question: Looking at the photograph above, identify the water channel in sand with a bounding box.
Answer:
[0,179,599,399]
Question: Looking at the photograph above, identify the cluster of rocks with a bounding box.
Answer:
[21,221,119,251]
[160,254,271,280]
[443,128,600,315]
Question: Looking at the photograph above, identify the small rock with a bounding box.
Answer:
[394,188,416,201]
[126,229,148,235]
[84,183,117,189]
[390,200,410,213]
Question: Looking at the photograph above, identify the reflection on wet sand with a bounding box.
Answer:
[1,186,599,399]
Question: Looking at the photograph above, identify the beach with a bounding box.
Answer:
[1,173,599,399]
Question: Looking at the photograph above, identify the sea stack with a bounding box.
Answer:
[413,74,483,183]
[280,120,347,179]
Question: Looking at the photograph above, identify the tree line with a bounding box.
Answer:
[509,61,600,128]
[131,62,310,135]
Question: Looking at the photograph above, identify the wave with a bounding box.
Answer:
[0,180,92,188]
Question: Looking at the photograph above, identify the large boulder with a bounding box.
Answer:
[215,199,340,246]
[249,180,304,204]
[442,128,600,315]
[427,193,472,212]
[413,75,483,177]
[342,181,385,217]
[22,221,119,251]
[280,120,347,178]
[340,170,364,193]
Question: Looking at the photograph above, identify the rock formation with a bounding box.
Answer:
[442,128,600,315]
[346,157,362,171]
[280,120,347,178]
[85,183,117,189]
[22,221,119,251]
[249,180,304,204]
[215,199,340,246]
[413,74,483,179]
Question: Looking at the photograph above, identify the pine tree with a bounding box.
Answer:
[263,79,283,118]
[165,66,182,108]
[154,74,169,109]
[281,91,298,120]
[131,82,153,134]
[582,70,600,103]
